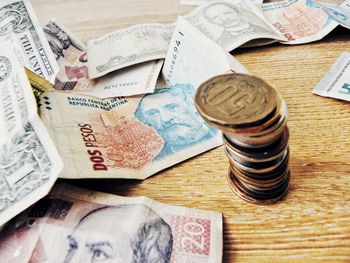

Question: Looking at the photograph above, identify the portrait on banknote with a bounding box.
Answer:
[186,1,275,49]
[134,84,217,160]
[0,185,222,262]
[43,21,89,83]
[44,23,75,60]
[39,82,220,178]
[88,24,174,78]
[0,198,174,262]
[64,205,173,263]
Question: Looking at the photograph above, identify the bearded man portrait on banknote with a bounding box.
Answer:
[134,84,217,160]
[202,2,271,47]
[63,204,173,263]
[0,202,173,262]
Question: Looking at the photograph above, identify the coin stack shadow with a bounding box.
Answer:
[195,73,290,205]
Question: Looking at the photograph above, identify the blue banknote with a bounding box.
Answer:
[307,0,350,29]
[39,78,222,180]
[134,83,218,160]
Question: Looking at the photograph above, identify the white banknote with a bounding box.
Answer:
[0,184,223,263]
[0,0,59,83]
[44,21,163,97]
[87,24,174,78]
[309,0,350,29]
[163,16,249,87]
[260,0,339,44]
[313,52,350,101]
[54,60,163,98]
[0,38,62,226]
[78,60,163,98]
[184,0,286,51]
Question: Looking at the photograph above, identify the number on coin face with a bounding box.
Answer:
[195,73,280,128]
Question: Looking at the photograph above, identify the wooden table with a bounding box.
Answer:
[33,0,350,261]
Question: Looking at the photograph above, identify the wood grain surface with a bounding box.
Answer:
[32,0,350,262]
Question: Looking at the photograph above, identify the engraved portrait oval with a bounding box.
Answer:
[195,73,278,127]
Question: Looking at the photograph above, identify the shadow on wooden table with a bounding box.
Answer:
[59,178,143,196]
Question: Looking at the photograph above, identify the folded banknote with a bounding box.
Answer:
[313,52,350,101]
[0,0,58,83]
[260,0,339,44]
[0,37,62,226]
[43,21,163,97]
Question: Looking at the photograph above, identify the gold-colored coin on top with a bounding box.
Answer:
[195,73,279,129]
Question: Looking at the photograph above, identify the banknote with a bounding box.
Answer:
[24,68,53,99]
[0,0,58,83]
[87,23,174,78]
[53,59,163,98]
[39,80,221,179]
[260,0,339,44]
[90,60,163,97]
[0,38,62,226]
[44,21,163,97]
[43,21,88,84]
[309,0,350,29]
[0,184,223,263]
[184,0,286,51]
[181,0,264,6]
[163,16,249,88]
[313,52,350,101]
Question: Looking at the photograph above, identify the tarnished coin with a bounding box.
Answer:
[224,127,289,161]
[228,149,288,174]
[230,165,289,189]
[195,73,279,129]
[229,149,290,181]
[227,169,290,205]
[236,173,289,199]
[226,148,288,172]
[224,99,288,146]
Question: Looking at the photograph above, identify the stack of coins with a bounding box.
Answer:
[195,73,290,205]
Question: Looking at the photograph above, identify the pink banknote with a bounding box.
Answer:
[261,0,338,44]
[0,184,222,263]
